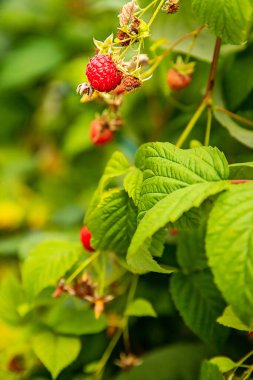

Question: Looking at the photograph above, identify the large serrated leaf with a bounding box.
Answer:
[124,168,143,206]
[135,143,229,218]
[171,270,228,347]
[127,182,231,274]
[207,183,253,325]
[32,331,81,379]
[177,225,208,273]
[87,190,137,253]
[22,241,82,298]
[191,0,252,45]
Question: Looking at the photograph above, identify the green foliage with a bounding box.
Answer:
[209,357,236,373]
[125,298,157,317]
[217,306,249,331]
[199,361,224,380]
[32,331,81,379]
[207,183,253,325]
[22,240,82,298]
[127,181,230,274]
[87,190,137,253]
[115,344,210,380]
[171,271,228,347]
[44,298,107,335]
[191,0,252,44]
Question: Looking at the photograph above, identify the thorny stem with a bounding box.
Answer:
[214,105,253,128]
[176,37,222,147]
[66,251,100,284]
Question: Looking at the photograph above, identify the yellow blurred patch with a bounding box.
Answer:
[0,202,24,229]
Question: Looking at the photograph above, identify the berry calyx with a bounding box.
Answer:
[80,226,95,252]
[90,118,114,146]
[167,68,192,90]
[86,54,123,93]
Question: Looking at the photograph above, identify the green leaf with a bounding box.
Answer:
[115,343,210,380]
[85,151,131,221]
[45,298,107,335]
[229,162,253,180]
[125,299,157,318]
[176,225,208,273]
[214,87,253,148]
[191,0,252,45]
[87,190,137,253]
[100,151,131,190]
[124,168,143,206]
[199,360,224,380]
[22,240,82,298]
[171,271,228,347]
[217,306,250,331]
[135,143,229,219]
[210,357,236,373]
[32,331,81,379]
[0,275,25,325]
[206,183,253,325]
[127,182,231,274]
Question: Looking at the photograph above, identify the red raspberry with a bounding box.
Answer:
[167,68,192,90]
[86,54,123,92]
[80,226,95,252]
[90,119,114,146]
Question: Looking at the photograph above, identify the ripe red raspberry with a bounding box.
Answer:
[167,68,192,90]
[86,54,123,92]
[90,119,114,146]
[80,226,95,252]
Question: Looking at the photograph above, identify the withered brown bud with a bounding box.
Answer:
[162,0,180,14]
[123,75,142,92]
[117,29,131,46]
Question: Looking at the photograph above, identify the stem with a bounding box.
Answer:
[148,0,165,27]
[204,106,212,146]
[142,25,205,79]
[214,105,253,128]
[123,275,139,353]
[66,251,100,284]
[205,37,222,100]
[96,329,122,377]
[176,100,207,148]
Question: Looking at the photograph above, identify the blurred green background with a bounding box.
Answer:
[1,0,253,378]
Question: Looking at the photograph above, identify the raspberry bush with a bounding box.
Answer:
[1,0,253,379]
